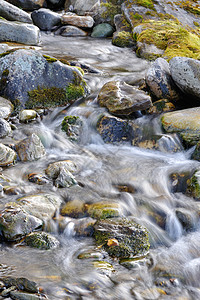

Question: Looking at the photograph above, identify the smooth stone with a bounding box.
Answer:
[169,57,200,100]
[98,80,152,115]
[15,133,46,161]
[91,23,114,38]
[0,203,43,241]
[0,143,16,166]
[161,107,200,145]
[0,0,32,23]
[145,58,179,101]
[31,8,61,31]
[0,97,13,119]
[60,25,87,36]
[0,19,40,45]
[0,49,86,108]
[61,199,85,218]
[19,109,37,122]
[6,0,46,11]
[85,201,121,219]
[64,0,100,16]
[0,118,11,138]
[25,231,60,249]
[61,13,94,28]
[45,160,78,179]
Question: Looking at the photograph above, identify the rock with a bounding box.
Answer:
[93,261,114,276]
[6,0,46,11]
[97,81,152,115]
[0,19,40,45]
[0,44,9,54]
[64,0,100,17]
[15,133,46,161]
[55,167,77,188]
[97,114,135,144]
[175,208,197,232]
[147,99,175,114]
[60,25,87,36]
[31,8,61,31]
[169,57,200,100]
[19,109,37,122]
[145,58,180,101]
[192,142,200,161]
[91,23,114,38]
[0,118,11,138]
[0,49,87,108]
[16,193,62,222]
[10,291,46,299]
[161,107,200,145]
[186,169,200,200]
[61,13,94,28]
[0,143,16,166]
[28,173,49,185]
[85,201,121,219]
[136,41,164,61]
[25,231,60,249]
[73,217,96,236]
[0,203,43,241]
[1,277,38,293]
[0,97,13,119]
[45,160,78,179]
[112,14,135,48]
[94,217,149,259]
[61,199,86,218]
[61,115,83,142]
[0,0,32,23]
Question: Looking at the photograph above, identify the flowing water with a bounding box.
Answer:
[1,33,200,299]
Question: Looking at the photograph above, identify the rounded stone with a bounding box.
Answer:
[91,23,114,38]
[0,118,11,138]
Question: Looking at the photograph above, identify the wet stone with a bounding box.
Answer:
[61,115,83,142]
[0,97,13,119]
[61,199,86,218]
[19,109,37,123]
[28,173,49,185]
[1,277,38,293]
[0,118,11,138]
[0,143,17,167]
[25,231,60,250]
[15,133,46,162]
[147,99,175,115]
[85,201,121,219]
[94,217,150,259]
[0,0,32,23]
[45,160,78,179]
[55,167,77,188]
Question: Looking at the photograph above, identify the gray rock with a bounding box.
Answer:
[65,0,100,16]
[60,25,87,36]
[25,231,60,249]
[31,8,61,31]
[136,41,164,61]
[45,160,78,179]
[15,133,46,161]
[0,19,40,45]
[55,167,77,188]
[0,0,32,23]
[0,143,16,166]
[6,0,46,11]
[98,81,152,115]
[91,23,114,38]
[145,58,179,101]
[0,44,9,54]
[10,291,46,300]
[0,118,11,138]
[61,12,94,28]
[169,57,200,100]
[0,97,13,119]
[0,49,87,108]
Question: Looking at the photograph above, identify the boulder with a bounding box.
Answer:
[64,0,100,16]
[0,97,13,119]
[19,109,37,122]
[112,14,134,48]
[169,57,200,100]
[0,0,32,23]
[61,12,94,28]
[60,25,87,36]
[97,81,152,115]
[45,160,78,179]
[0,143,16,166]
[0,118,11,138]
[0,19,40,45]
[25,232,60,249]
[15,133,46,161]
[6,0,46,11]
[145,58,179,101]
[31,8,61,31]
[94,217,149,259]
[91,23,114,38]
[0,49,87,108]
[97,114,135,144]
[161,107,200,145]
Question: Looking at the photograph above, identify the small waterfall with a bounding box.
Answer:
[165,213,183,241]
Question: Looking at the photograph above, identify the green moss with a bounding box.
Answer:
[61,115,80,133]
[43,55,57,63]
[194,21,200,27]
[0,49,18,58]
[175,0,200,15]
[186,171,200,200]
[100,2,121,24]
[75,66,84,76]
[135,0,155,9]
[112,31,135,47]
[136,20,200,60]
[66,83,85,101]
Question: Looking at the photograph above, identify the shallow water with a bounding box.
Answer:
[1,33,200,299]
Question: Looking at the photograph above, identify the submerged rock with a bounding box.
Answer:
[61,199,86,218]
[15,133,46,161]
[145,58,180,101]
[98,81,151,115]
[0,19,40,45]
[1,276,38,293]
[94,217,149,259]
[161,107,200,145]
[25,231,60,249]
[0,49,87,108]
[0,0,32,23]
[31,8,61,31]
[169,57,200,100]
[0,143,16,166]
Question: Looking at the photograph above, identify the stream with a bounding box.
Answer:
[1,33,200,299]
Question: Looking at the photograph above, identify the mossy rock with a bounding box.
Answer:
[85,201,121,219]
[61,115,83,142]
[112,30,135,47]
[147,99,175,114]
[186,169,200,200]
[25,232,60,250]
[94,217,149,259]
[61,199,86,218]
[192,141,200,161]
